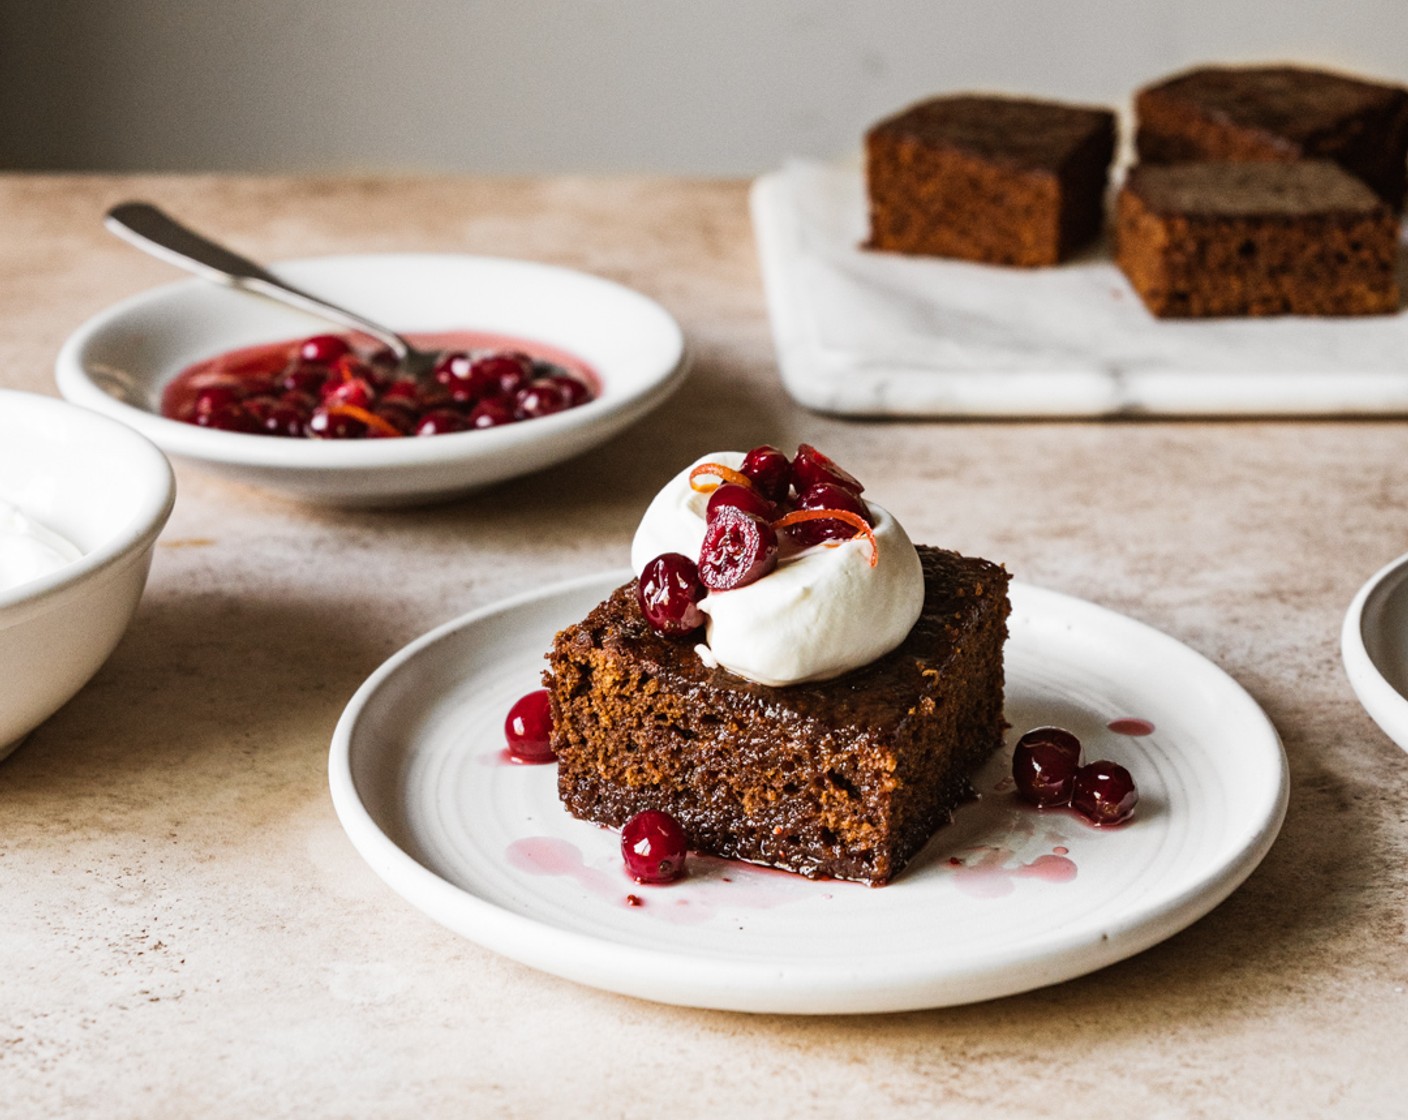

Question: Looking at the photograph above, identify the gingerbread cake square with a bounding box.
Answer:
[547,548,1009,886]
[865,94,1116,266]
[1115,160,1400,318]
[1135,64,1408,210]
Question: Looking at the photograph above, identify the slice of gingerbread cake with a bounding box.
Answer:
[545,446,1010,886]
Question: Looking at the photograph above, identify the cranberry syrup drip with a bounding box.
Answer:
[160,329,599,433]
[1107,718,1155,736]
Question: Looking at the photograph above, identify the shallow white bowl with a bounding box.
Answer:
[55,254,688,506]
[1343,551,1408,756]
[0,391,175,758]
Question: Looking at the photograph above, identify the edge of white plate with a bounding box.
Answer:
[1342,550,1408,756]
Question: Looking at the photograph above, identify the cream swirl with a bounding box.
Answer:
[0,499,82,593]
[630,452,924,687]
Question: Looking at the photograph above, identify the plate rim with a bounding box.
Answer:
[329,570,1288,1014]
[1342,549,1408,756]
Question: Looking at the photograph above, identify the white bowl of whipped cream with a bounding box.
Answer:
[0,390,175,758]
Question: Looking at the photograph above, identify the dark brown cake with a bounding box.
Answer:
[1115,161,1400,318]
[546,546,1011,886]
[865,94,1116,267]
[1135,65,1408,210]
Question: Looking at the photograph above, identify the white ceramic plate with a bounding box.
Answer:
[329,572,1287,1014]
[56,254,687,506]
[1343,551,1408,755]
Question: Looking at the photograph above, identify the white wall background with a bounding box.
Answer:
[4,0,1408,174]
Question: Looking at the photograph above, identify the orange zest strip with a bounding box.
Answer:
[326,402,404,438]
[689,462,754,493]
[771,509,878,567]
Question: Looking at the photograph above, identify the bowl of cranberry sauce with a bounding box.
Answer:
[56,254,688,506]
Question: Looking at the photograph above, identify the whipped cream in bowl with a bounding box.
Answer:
[0,499,83,594]
[631,451,925,687]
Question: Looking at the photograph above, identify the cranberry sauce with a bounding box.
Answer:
[160,329,598,439]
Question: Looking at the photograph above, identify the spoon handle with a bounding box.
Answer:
[104,202,411,360]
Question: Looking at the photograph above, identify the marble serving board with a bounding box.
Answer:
[750,160,1408,418]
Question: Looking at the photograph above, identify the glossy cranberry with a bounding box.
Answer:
[504,689,556,763]
[791,443,864,495]
[366,345,399,370]
[298,334,351,365]
[469,398,516,429]
[194,384,241,415]
[415,408,470,436]
[323,377,374,409]
[784,482,873,547]
[280,366,327,395]
[1071,761,1138,826]
[1012,726,1083,807]
[279,389,317,412]
[705,483,774,523]
[382,377,420,403]
[621,810,688,884]
[698,507,778,591]
[543,373,591,407]
[196,402,260,433]
[740,444,792,502]
[514,379,571,420]
[306,406,366,439]
[262,403,308,438]
[471,353,532,397]
[637,553,707,636]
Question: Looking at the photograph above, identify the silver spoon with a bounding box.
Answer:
[104,201,438,378]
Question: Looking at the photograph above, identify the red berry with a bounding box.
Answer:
[1071,761,1138,826]
[706,483,774,523]
[637,553,707,635]
[543,373,592,407]
[505,690,555,763]
[783,482,872,547]
[698,507,778,591]
[1012,726,1083,807]
[471,352,532,397]
[469,398,516,429]
[514,379,570,420]
[306,406,366,439]
[621,810,687,883]
[791,443,864,495]
[415,408,470,436]
[740,444,792,502]
[299,334,351,365]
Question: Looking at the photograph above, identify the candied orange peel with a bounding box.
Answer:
[771,509,878,567]
[689,462,754,493]
[325,402,404,438]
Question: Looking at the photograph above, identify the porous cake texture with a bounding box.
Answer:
[1115,161,1400,318]
[865,94,1116,266]
[1135,64,1408,210]
[547,547,1011,886]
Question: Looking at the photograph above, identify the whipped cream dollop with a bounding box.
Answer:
[0,499,83,594]
[630,452,925,687]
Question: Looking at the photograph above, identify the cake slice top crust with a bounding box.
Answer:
[1123,160,1389,218]
[558,547,1008,738]
[868,94,1115,172]
[1138,65,1408,146]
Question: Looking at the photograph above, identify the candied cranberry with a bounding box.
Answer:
[621,810,687,884]
[366,345,399,370]
[740,444,792,502]
[514,379,571,420]
[698,507,778,591]
[784,482,873,547]
[706,483,774,523]
[1071,761,1138,826]
[504,689,555,763]
[382,377,420,403]
[791,443,864,495]
[306,406,366,439]
[637,553,707,636]
[469,398,516,429]
[472,352,532,397]
[1012,727,1083,807]
[298,334,351,365]
[373,401,419,436]
[415,408,470,436]
[262,403,308,438]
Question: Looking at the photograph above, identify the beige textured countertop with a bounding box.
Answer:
[2,174,1406,1118]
